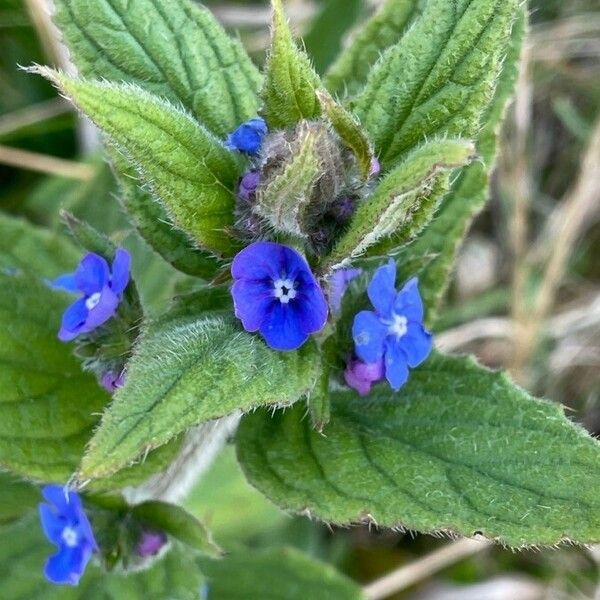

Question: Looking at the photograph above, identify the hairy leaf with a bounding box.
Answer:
[391,9,527,321]
[351,0,519,170]
[262,0,322,128]
[0,514,204,600]
[200,547,364,600]
[0,474,39,524]
[325,0,421,96]
[53,0,261,137]
[324,139,475,270]
[317,90,373,179]
[79,313,321,480]
[238,352,600,547]
[255,127,321,237]
[37,71,243,256]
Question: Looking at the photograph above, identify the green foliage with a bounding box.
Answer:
[255,127,321,237]
[52,0,261,137]
[317,90,373,179]
[79,312,321,480]
[262,0,322,128]
[237,352,600,547]
[325,0,421,96]
[324,139,475,270]
[184,446,286,547]
[200,547,365,600]
[131,500,221,557]
[351,0,519,170]
[303,0,363,75]
[37,70,243,257]
[0,474,39,524]
[0,514,204,600]
[391,8,527,322]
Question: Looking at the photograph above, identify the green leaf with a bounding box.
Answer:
[79,313,321,481]
[317,89,373,179]
[391,9,527,322]
[0,212,80,277]
[255,125,322,237]
[53,0,261,137]
[199,547,365,600]
[323,139,475,270]
[131,501,221,557]
[0,514,204,600]
[262,0,322,128]
[325,0,421,96]
[237,352,600,547]
[116,158,222,279]
[37,70,243,257]
[303,0,363,75]
[351,0,520,170]
[0,474,39,525]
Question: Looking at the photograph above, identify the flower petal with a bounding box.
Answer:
[367,259,397,317]
[50,273,78,293]
[344,357,384,397]
[83,286,119,332]
[259,303,308,351]
[58,299,89,342]
[41,485,70,512]
[44,545,90,586]
[384,339,410,391]
[232,278,275,332]
[231,241,284,281]
[39,504,66,545]
[226,118,268,154]
[352,310,388,363]
[110,248,131,294]
[75,253,110,295]
[329,268,362,314]
[294,283,328,335]
[394,277,424,322]
[402,322,433,368]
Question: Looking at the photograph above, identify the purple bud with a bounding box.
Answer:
[137,531,168,557]
[370,158,381,177]
[100,370,125,393]
[238,171,261,202]
[329,268,362,314]
[344,357,384,396]
[329,196,355,223]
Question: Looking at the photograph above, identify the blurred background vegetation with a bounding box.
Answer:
[1,0,599,598]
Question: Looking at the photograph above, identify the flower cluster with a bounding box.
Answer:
[351,260,433,391]
[38,485,97,586]
[52,249,131,341]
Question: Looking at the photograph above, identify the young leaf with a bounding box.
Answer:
[53,0,261,137]
[255,127,322,237]
[237,352,600,547]
[323,139,475,270]
[262,0,322,128]
[351,0,519,170]
[131,501,221,557]
[199,547,365,600]
[78,314,321,481]
[317,89,373,179]
[37,70,243,257]
[324,0,421,96]
[117,158,222,279]
[391,9,528,322]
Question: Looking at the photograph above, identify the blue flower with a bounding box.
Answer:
[226,117,268,154]
[352,260,433,391]
[231,242,328,351]
[51,248,131,342]
[38,485,98,586]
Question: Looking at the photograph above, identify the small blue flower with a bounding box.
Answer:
[38,485,98,586]
[231,242,328,351]
[51,248,131,342]
[226,117,268,154]
[352,260,433,391]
